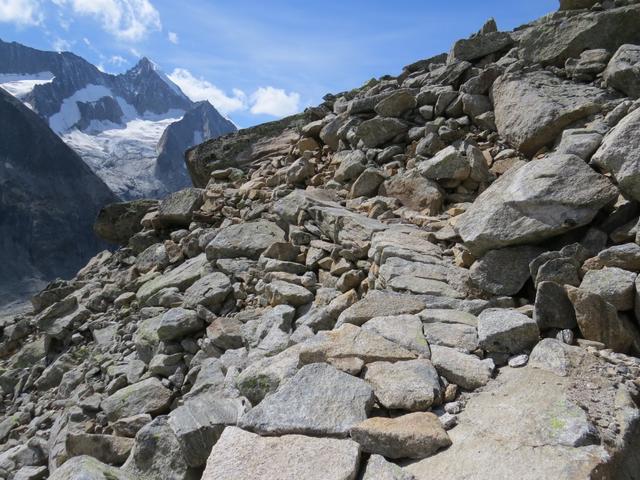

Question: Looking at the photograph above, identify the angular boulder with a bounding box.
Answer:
[603,43,640,98]
[455,154,618,255]
[101,378,172,421]
[206,221,285,260]
[492,71,610,157]
[94,199,158,245]
[156,188,204,228]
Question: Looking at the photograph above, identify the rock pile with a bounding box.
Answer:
[2,1,640,479]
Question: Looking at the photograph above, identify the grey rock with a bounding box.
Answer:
[101,377,172,421]
[364,359,441,411]
[356,117,408,148]
[455,154,618,255]
[350,168,385,198]
[94,199,157,245]
[157,307,203,341]
[351,413,451,460]
[492,70,609,157]
[534,281,577,330]
[66,433,133,465]
[206,221,285,260]
[362,454,415,480]
[591,107,640,201]
[593,243,640,271]
[579,267,637,311]
[182,272,232,309]
[156,188,204,228]
[380,170,443,215]
[375,89,417,117]
[136,254,209,303]
[334,149,366,183]
[417,146,471,181]
[265,280,314,307]
[430,345,494,390]
[238,362,373,436]
[362,314,431,357]
[168,393,246,468]
[478,308,540,354]
[201,427,361,480]
[123,416,199,480]
[534,257,581,288]
[49,456,134,480]
[559,0,598,9]
[470,246,542,296]
[337,290,425,327]
[448,31,513,63]
[555,129,603,160]
[422,322,479,352]
[604,44,640,98]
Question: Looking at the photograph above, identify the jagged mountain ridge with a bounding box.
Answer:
[0,40,237,199]
[0,87,117,305]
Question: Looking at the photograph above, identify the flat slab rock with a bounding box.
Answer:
[238,362,374,437]
[48,455,135,480]
[403,363,638,480]
[337,290,425,327]
[101,377,172,421]
[202,426,361,480]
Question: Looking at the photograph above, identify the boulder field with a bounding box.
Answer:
[3,1,640,479]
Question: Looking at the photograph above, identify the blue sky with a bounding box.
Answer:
[0,0,557,127]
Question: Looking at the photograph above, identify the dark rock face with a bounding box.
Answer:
[186,111,316,188]
[155,102,237,192]
[0,87,116,304]
[94,199,159,245]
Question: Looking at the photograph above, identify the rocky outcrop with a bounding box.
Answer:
[0,87,116,305]
[3,2,640,480]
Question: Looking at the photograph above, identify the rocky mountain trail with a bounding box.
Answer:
[3,1,640,479]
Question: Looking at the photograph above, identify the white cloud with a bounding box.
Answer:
[168,31,178,44]
[168,68,247,115]
[52,37,72,52]
[250,86,300,117]
[56,0,161,41]
[109,55,127,66]
[0,0,43,25]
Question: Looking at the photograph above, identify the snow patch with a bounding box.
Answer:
[49,84,114,134]
[0,72,54,99]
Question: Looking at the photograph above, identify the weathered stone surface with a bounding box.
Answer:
[470,246,542,296]
[375,89,417,117]
[334,150,366,183]
[168,394,246,468]
[157,307,203,340]
[239,363,373,436]
[579,267,636,311]
[136,254,208,303]
[403,366,610,480]
[556,129,603,160]
[49,456,134,480]
[363,455,415,480]
[206,221,285,260]
[418,146,470,181]
[559,0,598,10]
[350,168,385,198]
[123,416,198,480]
[351,413,451,459]
[364,360,441,411]
[182,272,232,309]
[455,154,618,255]
[356,117,408,148]
[603,44,640,98]
[299,324,416,374]
[591,107,640,201]
[337,290,425,327]
[362,314,431,357]
[102,377,172,421]
[534,281,577,330]
[429,345,493,390]
[517,5,640,66]
[422,322,478,352]
[478,308,540,354]
[156,188,204,228]
[592,243,640,271]
[94,199,157,245]
[202,427,361,480]
[492,71,610,157]
[264,280,314,307]
[380,170,443,214]
[566,286,640,353]
[449,31,513,63]
[66,433,133,465]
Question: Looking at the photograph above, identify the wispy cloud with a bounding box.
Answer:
[54,0,161,41]
[168,31,178,44]
[250,87,300,117]
[52,37,72,52]
[0,0,43,26]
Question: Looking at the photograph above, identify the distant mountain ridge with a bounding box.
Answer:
[0,39,237,199]
[0,86,117,304]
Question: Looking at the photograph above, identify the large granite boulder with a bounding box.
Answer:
[455,154,618,255]
[94,199,158,245]
[603,44,640,98]
[492,70,610,157]
[205,220,285,260]
[591,107,640,201]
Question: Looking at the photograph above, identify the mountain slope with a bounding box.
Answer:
[0,40,237,199]
[0,87,117,304]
